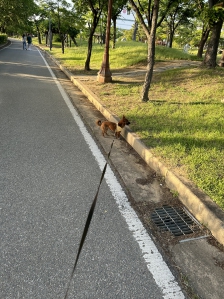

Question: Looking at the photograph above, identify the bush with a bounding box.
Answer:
[0,33,7,44]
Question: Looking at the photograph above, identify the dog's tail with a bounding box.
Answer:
[96,120,102,126]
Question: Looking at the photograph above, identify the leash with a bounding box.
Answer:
[63,139,115,299]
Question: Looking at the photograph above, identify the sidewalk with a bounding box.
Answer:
[41,52,224,299]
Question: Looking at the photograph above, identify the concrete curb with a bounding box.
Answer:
[0,39,11,49]
[46,51,224,246]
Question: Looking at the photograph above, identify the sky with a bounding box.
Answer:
[117,10,135,30]
[66,0,135,30]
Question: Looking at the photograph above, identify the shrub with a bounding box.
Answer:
[0,33,7,44]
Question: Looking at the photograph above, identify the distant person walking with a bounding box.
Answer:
[22,34,27,50]
[27,34,32,50]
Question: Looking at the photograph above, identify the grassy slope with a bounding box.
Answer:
[34,39,224,210]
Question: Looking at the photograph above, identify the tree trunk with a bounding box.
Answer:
[203,19,223,67]
[85,12,100,71]
[70,36,78,47]
[35,24,41,44]
[85,29,94,70]
[197,26,210,58]
[132,21,138,41]
[141,38,154,102]
[169,29,174,48]
[102,32,106,44]
[45,31,48,46]
[48,30,52,50]
[61,33,65,54]
[141,0,160,102]
[38,31,41,44]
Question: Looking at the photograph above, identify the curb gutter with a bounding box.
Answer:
[48,52,224,246]
[0,39,11,49]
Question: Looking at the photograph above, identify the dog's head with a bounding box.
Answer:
[118,115,130,127]
[122,115,130,126]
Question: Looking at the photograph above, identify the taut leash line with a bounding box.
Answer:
[64,140,115,299]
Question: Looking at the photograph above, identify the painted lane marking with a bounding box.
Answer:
[38,49,185,299]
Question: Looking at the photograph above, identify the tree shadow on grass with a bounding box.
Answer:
[111,79,143,85]
[131,114,223,151]
[59,56,83,61]
[149,100,222,106]
[141,134,223,151]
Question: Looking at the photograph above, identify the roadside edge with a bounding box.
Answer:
[45,51,224,247]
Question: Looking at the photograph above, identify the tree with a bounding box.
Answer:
[67,27,80,46]
[203,0,224,67]
[54,0,73,54]
[111,0,128,48]
[129,0,160,102]
[73,0,108,71]
[0,0,36,33]
[39,1,68,53]
[163,0,195,48]
[38,0,80,52]
[128,0,193,101]
[197,24,211,58]
[173,22,195,47]
[192,0,211,58]
[132,20,138,41]
[31,3,48,44]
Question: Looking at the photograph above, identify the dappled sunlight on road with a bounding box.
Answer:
[0,72,54,82]
[0,60,50,69]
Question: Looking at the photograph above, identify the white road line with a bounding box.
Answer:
[38,49,185,299]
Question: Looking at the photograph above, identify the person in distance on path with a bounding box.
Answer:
[27,34,32,50]
[22,34,27,50]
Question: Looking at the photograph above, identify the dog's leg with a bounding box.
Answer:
[104,128,110,136]
[101,129,105,137]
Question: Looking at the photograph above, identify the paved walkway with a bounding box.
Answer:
[2,39,180,299]
[1,39,224,299]
[113,61,202,77]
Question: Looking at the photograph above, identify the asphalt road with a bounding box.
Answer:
[0,39,185,299]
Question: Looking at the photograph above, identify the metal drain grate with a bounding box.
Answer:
[151,206,201,236]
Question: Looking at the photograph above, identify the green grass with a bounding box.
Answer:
[33,39,201,70]
[43,41,150,70]
[103,67,224,210]
[34,39,224,210]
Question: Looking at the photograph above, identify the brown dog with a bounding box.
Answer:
[96,115,130,138]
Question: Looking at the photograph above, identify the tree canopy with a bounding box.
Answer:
[0,0,36,33]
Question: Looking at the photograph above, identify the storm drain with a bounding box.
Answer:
[151,206,201,236]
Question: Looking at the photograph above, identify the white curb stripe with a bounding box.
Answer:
[38,50,185,299]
